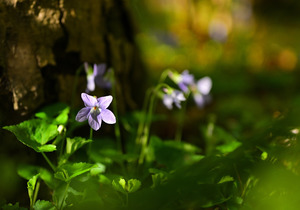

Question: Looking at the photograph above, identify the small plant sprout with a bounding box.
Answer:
[75,93,116,131]
[84,62,112,93]
[162,88,186,109]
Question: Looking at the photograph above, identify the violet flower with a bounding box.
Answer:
[178,70,195,93]
[192,76,212,108]
[75,93,116,131]
[163,89,186,110]
[84,63,111,93]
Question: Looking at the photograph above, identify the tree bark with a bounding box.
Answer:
[0,0,145,125]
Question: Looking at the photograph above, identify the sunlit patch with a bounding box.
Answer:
[278,49,298,71]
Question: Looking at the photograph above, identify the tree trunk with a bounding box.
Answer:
[0,0,145,125]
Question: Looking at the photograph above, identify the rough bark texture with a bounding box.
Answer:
[0,0,145,125]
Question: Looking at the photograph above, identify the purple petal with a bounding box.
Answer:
[81,93,97,107]
[88,114,101,131]
[163,95,173,109]
[174,91,185,101]
[94,76,112,89]
[193,93,205,108]
[75,107,91,122]
[86,74,95,92]
[101,109,116,124]
[97,95,113,109]
[178,82,189,93]
[197,77,212,95]
[174,100,182,109]
[93,63,106,76]
[181,70,194,85]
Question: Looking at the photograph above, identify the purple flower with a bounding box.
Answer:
[178,70,195,93]
[84,63,111,93]
[163,89,186,109]
[192,76,212,108]
[75,93,116,131]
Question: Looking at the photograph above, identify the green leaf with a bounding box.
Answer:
[55,107,70,125]
[33,200,55,210]
[54,162,96,182]
[27,174,39,207]
[112,178,127,194]
[17,165,58,190]
[127,179,141,193]
[218,176,234,184]
[216,141,241,154]
[35,103,69,122]
[112,178,141,194]
[39,168,58,190]
[2,203,27,210]
[90,163,106,176]
[205,126,242,154]
[261,151,268,160]
[17,165,40,180]
[149,168,169,188]
[65,137,92,157]
[147,136,204,170]
[89,139,138,165]
[37,145,56,152]
[3,119,58,153]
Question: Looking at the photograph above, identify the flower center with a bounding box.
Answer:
[90,106,101,116]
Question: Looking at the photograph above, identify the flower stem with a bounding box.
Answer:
[41,152,56,171]
[89,126,93,140]
[87,127,93,157]
[32,180,40,208]
[59,182,70,210]
[175,100,187,142]
[136,88,152,145]
[138,84,167,165]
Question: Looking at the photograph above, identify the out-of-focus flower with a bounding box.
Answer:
[163,89,186,110]
[84,63,112,93]
[191,76,212,108]
[209,20,229,42]
[75,93,116,131]
[178,70,195,93]
[169,70,212,108]
[169,70,194,93]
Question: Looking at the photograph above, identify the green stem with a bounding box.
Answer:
[175,96,188,142]
[41,152,56,171]
[32,180,40,207]
[158,69,171,84]
[60,182,70,210]
[136,88,152,145]
[138,84,167,165]
[136,70,170,165]
[125,192,129,207]
[90,126,93,140]
[58,128,67,162]
[88,127,93,156]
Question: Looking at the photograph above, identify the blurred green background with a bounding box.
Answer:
[129,0,300,139]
